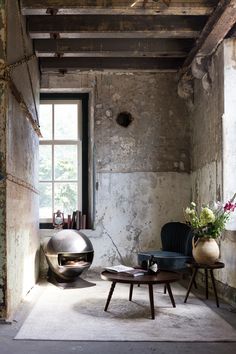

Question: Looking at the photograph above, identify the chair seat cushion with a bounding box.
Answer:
[138,251,192,271]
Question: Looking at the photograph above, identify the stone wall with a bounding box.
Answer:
[0,1,40,318]
[41,71,191,270]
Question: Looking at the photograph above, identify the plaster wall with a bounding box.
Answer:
[223,39,236,228]
[191,41,236,306]
[41,71,191,270]
[0,0,8,318]
[190,44,224,206]
[220,40,236,300]
[0,1,40,318]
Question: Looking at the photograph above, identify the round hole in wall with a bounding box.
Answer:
[116,112,133,128]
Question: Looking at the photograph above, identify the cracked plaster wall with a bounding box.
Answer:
[190,44,224,214]
[220,39,236,304]
[41,71,191,269]
[0,0,7,318]
[191,41,236,306]
[0,1,40,319]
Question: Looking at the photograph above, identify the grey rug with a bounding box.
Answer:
[15,279,236,341]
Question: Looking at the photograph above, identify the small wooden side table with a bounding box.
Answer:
[184,261,225,307]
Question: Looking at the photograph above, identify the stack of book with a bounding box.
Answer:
[67,210,87,230]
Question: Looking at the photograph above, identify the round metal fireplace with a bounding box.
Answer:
[44,230,94,282]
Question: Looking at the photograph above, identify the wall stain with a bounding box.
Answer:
[0,1,7,318]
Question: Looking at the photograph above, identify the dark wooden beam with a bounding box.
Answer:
[227,22,236,37]
[21,0,216,16]
[39,57,184,72]
[181,0,236,75]
[34,38,194,58]
[27,14,207,39]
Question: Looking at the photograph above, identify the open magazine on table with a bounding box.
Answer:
[104,264,148,277]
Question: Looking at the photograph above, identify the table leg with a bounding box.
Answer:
[164,284,167,294]
[148,284,155,320]
[205,269,208,299]
[210,269,219,307]
[129,284,133,301]
[184,267,198,303]
[104,281,116,311]
[166,283,176,308]
[190,268,198,289]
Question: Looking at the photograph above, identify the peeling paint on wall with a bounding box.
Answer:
[0,0,40,319]
[88,172,191,267]
[0,181,7,316]
[0,0,7,319]
[41,71,191,271]
[4,0,40,318]
[191,41,236,303]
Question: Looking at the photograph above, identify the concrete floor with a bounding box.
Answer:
[0,278,236,354]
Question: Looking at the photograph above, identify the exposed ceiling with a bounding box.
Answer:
[20,0,236,75]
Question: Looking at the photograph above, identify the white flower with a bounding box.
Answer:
[185,207,192,214]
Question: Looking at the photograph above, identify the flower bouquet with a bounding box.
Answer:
[184,193,236,264]
[184,193,236,239]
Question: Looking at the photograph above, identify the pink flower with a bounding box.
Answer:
[224,202,236,212]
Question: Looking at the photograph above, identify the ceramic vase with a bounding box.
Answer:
[192,237,220,265]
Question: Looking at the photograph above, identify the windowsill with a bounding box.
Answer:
[39,228,94,237]
[39,223,93,230]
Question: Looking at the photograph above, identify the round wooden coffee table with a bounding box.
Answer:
[101,270,181,319]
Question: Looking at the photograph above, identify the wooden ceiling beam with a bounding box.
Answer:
[30,30,200,39]
[40,57,185,72]
[181,0,236,75]
[27,14,207,39]
[21,0,216,16]
[227,22,236,36]
[34,38,194,58]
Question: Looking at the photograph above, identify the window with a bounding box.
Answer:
[39,94,89,226]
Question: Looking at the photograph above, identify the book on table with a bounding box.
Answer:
[104,265,147,277]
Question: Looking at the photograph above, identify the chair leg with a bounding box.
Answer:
[164,284,167,294]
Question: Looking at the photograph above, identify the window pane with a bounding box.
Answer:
[39,183,52,218]
[54,104,78,140]
[39,145,52,180]
[54,183,77,216]
[39,104,52,140]
[54,145,77,181]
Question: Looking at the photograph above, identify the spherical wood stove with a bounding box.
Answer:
[45,230,94,282]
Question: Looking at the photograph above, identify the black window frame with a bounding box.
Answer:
[39,93,89,229]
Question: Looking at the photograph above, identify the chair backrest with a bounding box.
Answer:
[161,222,193,256]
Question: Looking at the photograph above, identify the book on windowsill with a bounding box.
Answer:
[104,265,147,277]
